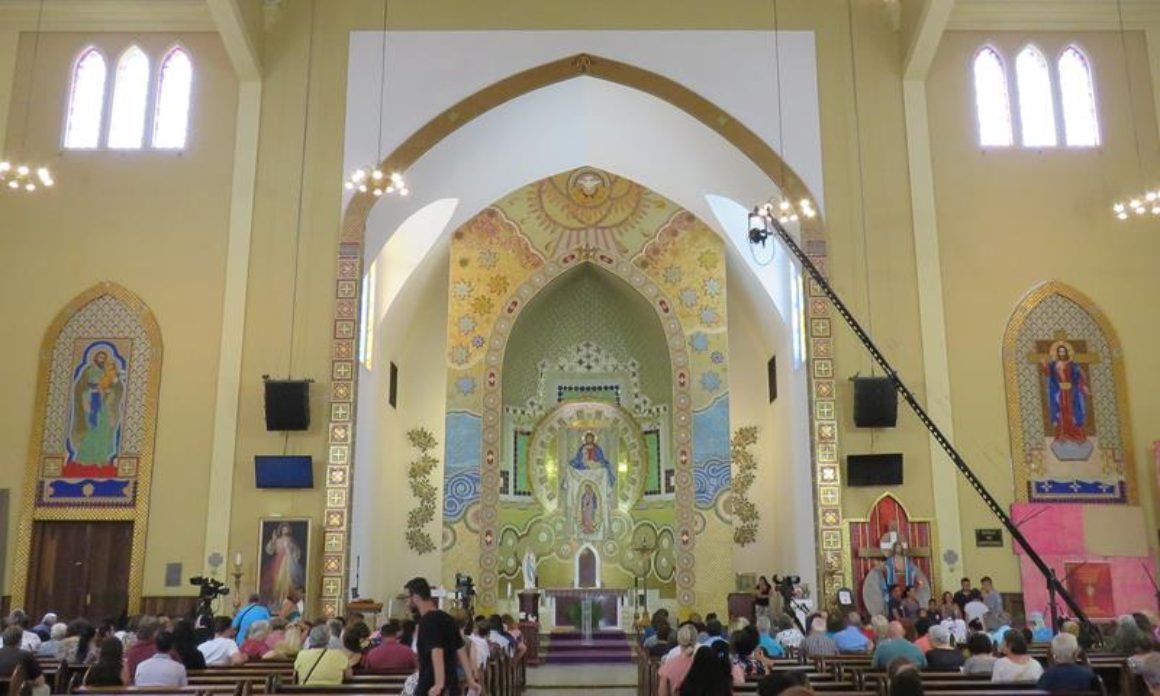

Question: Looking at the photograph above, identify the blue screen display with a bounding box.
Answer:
[255,455,314,489]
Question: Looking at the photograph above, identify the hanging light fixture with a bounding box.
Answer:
[749,0,815,265]
[344,0,407,198]
[1110,0,1156,221]
[1,0,54,193]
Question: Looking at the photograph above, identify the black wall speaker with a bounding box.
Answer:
[389,362,399,409]
[847,453,904,487]
[853,376,898,427]
[767,356,777,403]
[264,380,310,431]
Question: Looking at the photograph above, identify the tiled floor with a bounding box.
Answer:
[525,663,637,696]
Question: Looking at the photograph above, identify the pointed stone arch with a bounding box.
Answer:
[1002,281,1135,503]
[12,282,163,612]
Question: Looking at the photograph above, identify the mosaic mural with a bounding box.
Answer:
[1003,282,1136,504]
[12,282,162,611]
[442,168,733,612]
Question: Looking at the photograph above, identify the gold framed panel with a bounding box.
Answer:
[1002,281,1137,504]
[326,53,845,615]
[12,282,163,614]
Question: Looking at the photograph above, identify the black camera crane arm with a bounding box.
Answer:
[752,209,1094,636]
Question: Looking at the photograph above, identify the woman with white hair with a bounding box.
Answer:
[293,624,351,685]
[658,624,699,696]
[1036,633,1096,692]
[925,624,965,671]
[37,623,67,658]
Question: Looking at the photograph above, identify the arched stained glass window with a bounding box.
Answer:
[63,48,107,149]
[107,46,150,149]
[151,47,193,149]
[1016,45,1058,147]
[1059,46,1100,147]
[973,47,1013,147]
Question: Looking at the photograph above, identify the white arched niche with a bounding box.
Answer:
[349,75,819,601]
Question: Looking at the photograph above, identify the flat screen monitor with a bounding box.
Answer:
[255,455,314,489]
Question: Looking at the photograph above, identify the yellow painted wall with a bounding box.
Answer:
[0,32,238,595]
[927,30,1160,589]
[14,0,1150,610]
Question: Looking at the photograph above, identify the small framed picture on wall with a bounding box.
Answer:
[258,517,310,618]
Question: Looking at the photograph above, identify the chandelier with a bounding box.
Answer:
[1112,190,1160,220]
[2,0,54,193]
[344,168,407,197]
[343,0,408,199]
[0,162,53,191]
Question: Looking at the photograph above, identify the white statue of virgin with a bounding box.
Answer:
[522,548,537,589]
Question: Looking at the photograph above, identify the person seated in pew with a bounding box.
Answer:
[991,630,1043,683]
[756,669,808,696]
[343,628,365,669]
[502,615,526,662]
[266,624,304,661]
[264,618,288,652]
[135,631,187,688]
[888,658,924,696]
[644,617,672,651]
[872,621,927,669]
[1036,633,1096,693]
[327,618,345,650]
[459,616,486,691]
[833,613,872,654]
[1130,651,1160,696]
[199,616,246,666]
[467,620,490,674]
[0,625,48,693]
[924,625,964,671]
[912,618,933,653]
[486,614,513,657]
[679,643,734,696]
[800,617,839,659]
[363,620,418,674]
[649,622,678,658]
[659,624,699,696]
[295,624,352,685]
[755,616,785,659]
[731,625,774,680]
[1028,612,1054,644]
[962,632,997,676]
[241,620,272,661]
[172,619,207,670]
[37,622,66,659]
[84,636,125,687]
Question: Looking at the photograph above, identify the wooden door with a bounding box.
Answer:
[27,521,133,621]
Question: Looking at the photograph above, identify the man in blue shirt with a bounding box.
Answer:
[871,621,927,668]
[834,613,872,653]
[755,616,785,658]
[231,594,271,646]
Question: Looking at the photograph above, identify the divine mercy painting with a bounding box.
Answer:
[258,518,309,610]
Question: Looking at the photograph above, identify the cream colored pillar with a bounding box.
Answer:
[202,79,262,575]
[903,78,964,587]
[0,30,19,151]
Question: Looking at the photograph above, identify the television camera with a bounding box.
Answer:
[770,574,807,633]
[455,573,476,614]
[189,576,230,633]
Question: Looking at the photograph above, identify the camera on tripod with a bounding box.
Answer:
[190,576,230,601]
[770,574,800,600]
[455,573,476,613]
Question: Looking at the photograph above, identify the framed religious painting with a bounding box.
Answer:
[1064,562,1114,619]
[257,518,310,616]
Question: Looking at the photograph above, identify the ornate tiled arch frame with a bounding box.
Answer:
[322,52,846,616]
[1001,280,1138,504]
[476,251,694,611]
[11,281,163,612]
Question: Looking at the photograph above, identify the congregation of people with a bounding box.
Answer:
[638,576,1160,696]
[0,577,527,695]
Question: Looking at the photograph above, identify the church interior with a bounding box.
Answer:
[2,0,1160,693]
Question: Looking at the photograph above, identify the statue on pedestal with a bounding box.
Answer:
[522,548,538,590]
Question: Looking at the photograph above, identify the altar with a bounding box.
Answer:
[543,587,629,633]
